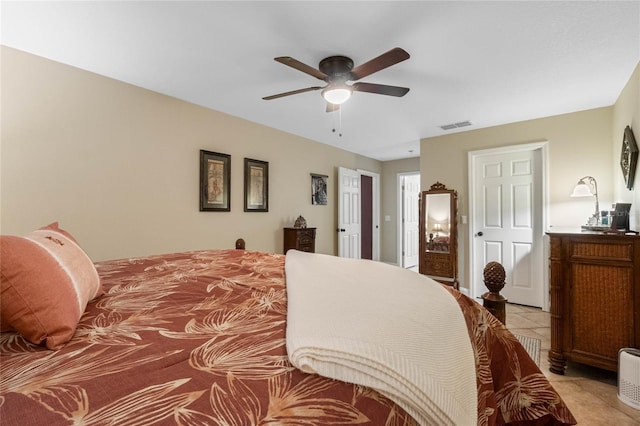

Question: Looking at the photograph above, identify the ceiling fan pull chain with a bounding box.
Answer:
[332,110,337,134]
[331,106,343,137]
[330,104,343,137]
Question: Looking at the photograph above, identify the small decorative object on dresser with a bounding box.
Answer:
[244,158,268,212]
[611,202,632,231]
[620,125,638,190]
[293,215,307,228]
[284,227,316,253]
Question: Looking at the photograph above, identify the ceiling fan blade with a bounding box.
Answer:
[274,57,328,81]
[326,103,340,113]
[350,47,410,81]
[352,82,410,97]
[262,86,323,100]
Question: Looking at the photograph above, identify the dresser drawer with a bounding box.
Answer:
[284,228,316,253]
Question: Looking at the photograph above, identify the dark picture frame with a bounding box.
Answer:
[244,158,268,212]
[199,150,231,212]
[311,174,328,205]
[620,125,638,190]
[611,203,632,231]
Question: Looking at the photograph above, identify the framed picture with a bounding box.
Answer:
[611,203,632,230]
[199,150,231,212]
[311,174,328,205]
[620,125,638,190]
[244,158,268,212]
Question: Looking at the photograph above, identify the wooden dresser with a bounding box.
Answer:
[283,227,316,253]
[547,229,640,374]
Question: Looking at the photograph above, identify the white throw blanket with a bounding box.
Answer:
[285,250,477,426]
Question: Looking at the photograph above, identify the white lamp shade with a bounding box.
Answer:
[322,86,352,104]
[571,181,594,197]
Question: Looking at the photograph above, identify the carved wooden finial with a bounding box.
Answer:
[481,261,507,325]
[483,261,506,294]
[429,182,448,191]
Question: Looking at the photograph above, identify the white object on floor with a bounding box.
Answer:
[619,348,640,409]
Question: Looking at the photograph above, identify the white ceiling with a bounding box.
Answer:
[2,1,639,161]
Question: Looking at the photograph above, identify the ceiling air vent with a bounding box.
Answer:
[440,120,472,131]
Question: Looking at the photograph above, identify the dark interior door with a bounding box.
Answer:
[361,174,373,259]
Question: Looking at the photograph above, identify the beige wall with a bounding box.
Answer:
[420,61,639,291]
[380,157,420,264]
[1,47,381,261]
[3,46,638,270]
[612,62,640,230]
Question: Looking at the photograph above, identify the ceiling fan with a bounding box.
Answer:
[262,47,410,112]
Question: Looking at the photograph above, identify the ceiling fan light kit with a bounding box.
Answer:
[322,84,352,105]
[264,47,410,110]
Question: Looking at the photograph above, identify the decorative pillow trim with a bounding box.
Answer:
[27,230,100,314]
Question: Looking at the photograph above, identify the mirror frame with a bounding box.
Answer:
[418,182,458,288]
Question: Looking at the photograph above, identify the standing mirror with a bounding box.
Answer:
[419,182,458,288]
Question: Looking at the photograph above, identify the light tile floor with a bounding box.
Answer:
[505,303,640,425]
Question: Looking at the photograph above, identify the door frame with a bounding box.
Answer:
[338,167,380,260]
[467,141,550,311]
[396,171,420,267]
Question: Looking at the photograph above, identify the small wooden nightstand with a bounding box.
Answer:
[284,227,316,253]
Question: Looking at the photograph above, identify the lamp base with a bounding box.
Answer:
[586,213,600,227]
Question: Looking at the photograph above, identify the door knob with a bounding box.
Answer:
[476,231,484,237]
[337,228,346,232]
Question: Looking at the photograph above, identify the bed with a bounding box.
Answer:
[426,236,450,253]
[0,224,576,425]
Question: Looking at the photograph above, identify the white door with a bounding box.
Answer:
[402,174,420,268]
[338,167,361,258]
[470,147,544,307]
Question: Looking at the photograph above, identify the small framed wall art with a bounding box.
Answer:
[200,150,231,212]
[244,158,269,212]
[620,125,638,190]
[311,173,328,205]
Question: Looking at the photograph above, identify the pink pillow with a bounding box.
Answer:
[0,223,102,349]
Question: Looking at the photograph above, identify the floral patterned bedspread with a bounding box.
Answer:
[0,249,575,425]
